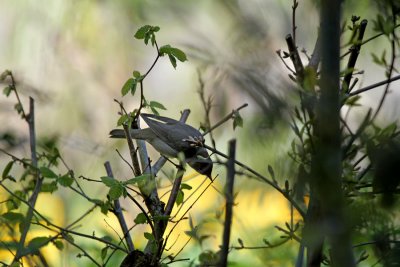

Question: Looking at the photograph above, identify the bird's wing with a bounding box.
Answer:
[141,113,203,151]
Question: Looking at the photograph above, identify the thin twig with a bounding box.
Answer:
[348,74,400,96]
[276,50,296,74]
[116,149,135,173]
[164,170,184,217]
[202,104,248,136]
[63,235,102,267]
[340,23,400,58]
[122,125,142,177]
[126,192,156,236]
[292,0,299,45]
[104,161,135,252]
[14,97,41,263]
[161,178,215,254]
[0,183,128,253]
[9,72,27,119]
[286,34,304,83]
[342,19,368,93]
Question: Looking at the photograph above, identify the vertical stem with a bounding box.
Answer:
[14,97,42,262]
[104,161,135,252]
[310,0,355,266]
[220,139,236,267]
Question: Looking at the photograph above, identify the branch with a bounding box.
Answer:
[286,34,304,83]
[220,139,236,267]
[342,19,368,93]
[292,0,299,45]
[340,23,400,59]
[164,169,184,217]
[104,161,135,252]
[348,74,400,96]
[14,97,41,262]
[202,103,248,136]
[1,183,128,253]
[310,0,355,265]
[126,193,156,237]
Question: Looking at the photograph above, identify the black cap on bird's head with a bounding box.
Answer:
[186,147,213,180]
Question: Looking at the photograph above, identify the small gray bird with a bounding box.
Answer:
[110,113,213,179]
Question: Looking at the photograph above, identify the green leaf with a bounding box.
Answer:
[345,95,362,107]
[14,103,23,115]
[100,201,111,215]
[124,174,149,185]
[2,212,24,223]
[144,34,150,45]
[121,78,136,96]
[27,236,51,252]
[267,165,275,180]
[233,110,243,130]
[101,176,118,187]
[101,246,108,260]
[41,181,58,193]
[168,54,177,69]
[149,101,166,110]
[176,190,184,206]
[108,184,124,200]
[132,70,141,78]
[40,166,58,179]
[159,44,172,55]
[134,25,152,39]
[101,235,113,243]
[144,232,154,241]
[181,183,192,190]
[0,70,11,81]
[3,86,12,97]
[64,233,74,243]
[150,107,159,115]
[2,161,14,179]
[53,240,64,250]
[6,198,20,211]
[169,47,187,62]
[58,174,73,187]
[134,213,148,224]
[117,114,129,126]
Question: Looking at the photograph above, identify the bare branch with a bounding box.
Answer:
[104,161,135,252]
[14,97,42,263]
[202,103,248,136]
[220,139,236,267]
[342,19,368,93]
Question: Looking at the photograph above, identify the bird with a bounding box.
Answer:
[109,113,213,179]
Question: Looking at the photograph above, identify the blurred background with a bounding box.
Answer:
[0,0,397,266]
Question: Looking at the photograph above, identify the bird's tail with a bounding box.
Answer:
[109,128,152,140]
[109,129,126,138]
